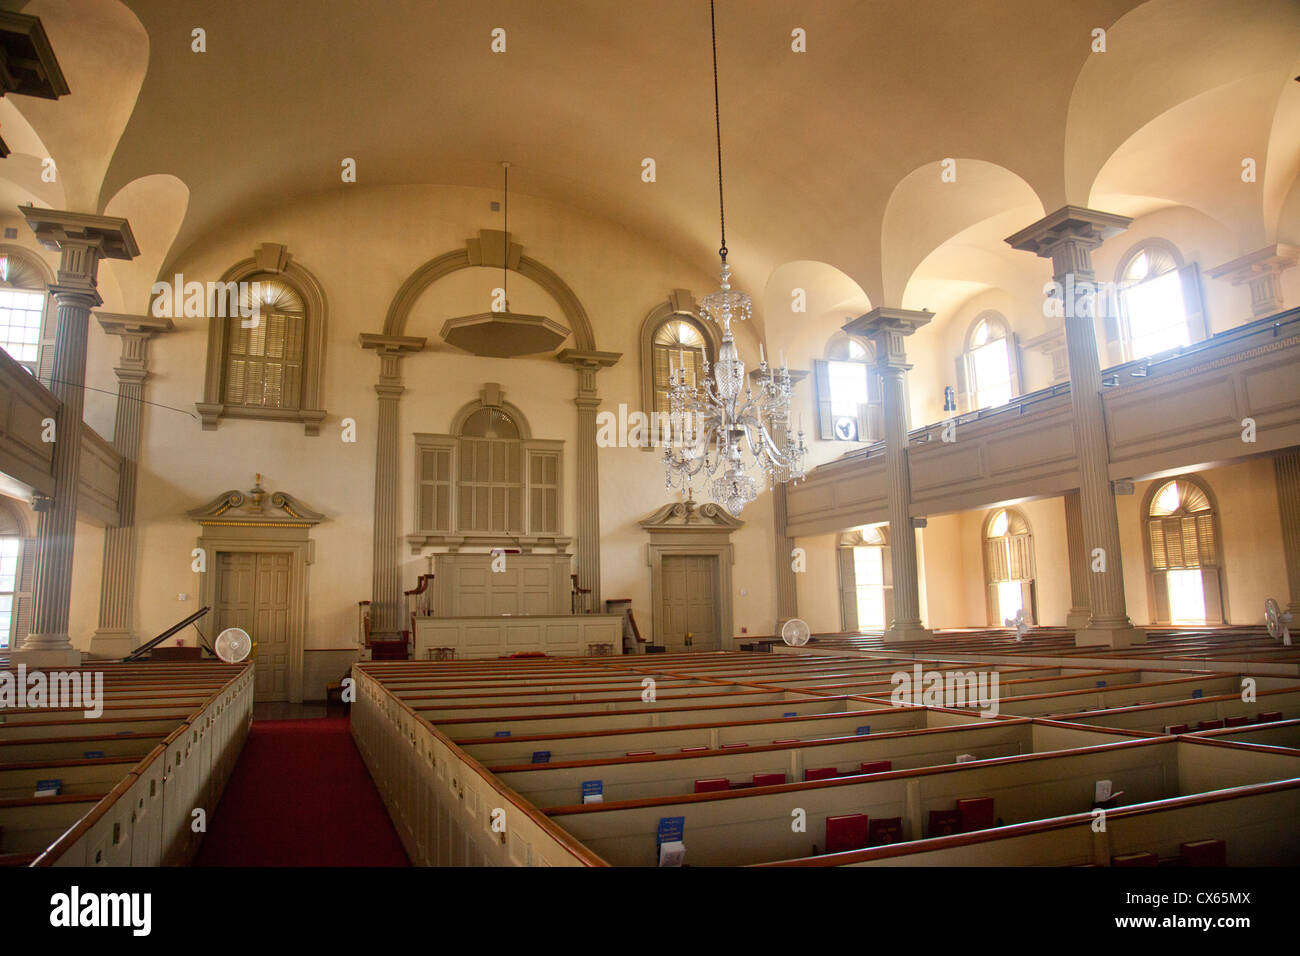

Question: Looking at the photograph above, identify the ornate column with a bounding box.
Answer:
[1063,489,1091,628]
[90,313,173,657]
[844,307,932,641]
[12,209,138,665]
[753,367,807,629]
[361,333,425,637]
[1206,244,1298,319]
[1275,450,1300,619]
[557,349,620,608]
[1007,206,1144,647]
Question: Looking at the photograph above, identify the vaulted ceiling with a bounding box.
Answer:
[3,0,1298,322]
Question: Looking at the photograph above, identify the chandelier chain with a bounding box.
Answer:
[710,0,726,263]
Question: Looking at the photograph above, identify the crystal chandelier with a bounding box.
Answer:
[662,0,806,516]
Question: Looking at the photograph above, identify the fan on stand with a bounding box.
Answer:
[1004,608,1030,642]
[781,618,811,647]
[1265,598,1293,647]
[214,627,255,663]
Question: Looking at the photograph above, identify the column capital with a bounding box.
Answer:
[96,311,175,337]
[359,332,426,355]
[1005,205,1132,259]
[844,306,932,369]
[1205,243,1298,318]
[556,348,621,370]
[19,205,138,267]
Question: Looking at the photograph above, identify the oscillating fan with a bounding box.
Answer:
[214,627,254,663]
[1265,598,1293,647]
[781,618,811,647]
[1003,608,1029,642]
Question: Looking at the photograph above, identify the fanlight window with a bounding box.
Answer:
[651,319,707,418]
[223,278,306,411]
[837,525,891,631]
[963,314,1015,411]
[1145,477,1224,625]
[816,333,877,442]
[0,253,47,374]
[983,508,1035,625]
[1119,244,1189,361]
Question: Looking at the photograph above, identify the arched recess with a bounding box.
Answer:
[194,243,328,434]
[837,526,891,632]
[638,290,719,442]
[983,507,1037,626]
[0,496,35,651]
[383,231,596,351]
[1141,474,1227,625]
[448,395,534,440]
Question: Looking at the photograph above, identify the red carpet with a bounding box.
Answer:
[195,717,409,866]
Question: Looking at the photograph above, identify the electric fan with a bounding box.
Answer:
[781,618,811,647]
[214,626,254,663]
[1004,608,1029,642]
[1265,598,1293,647]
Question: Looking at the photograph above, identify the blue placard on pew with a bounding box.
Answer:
[531,751,551,764]
[856,726,871,735]
[657,816,685,847]
[783,712,797,718]
[1192,689,1203,698]
[582,780,603,799]
[494,731,511,737]
[83,751,105,759]
[36,779,62,796]
[1096,681,1107,688]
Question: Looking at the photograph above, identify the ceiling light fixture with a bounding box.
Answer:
[662,0,806,515]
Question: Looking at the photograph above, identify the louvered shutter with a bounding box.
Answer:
[10,537,36,648]
[813,360,834,440]
[1179,264,1209,339]
[838,548,858,632]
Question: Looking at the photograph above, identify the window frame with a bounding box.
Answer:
[1140,474,1227,625]
[196,245,328,434]
[637,291,719,451]
[814,332,880,443]
[1110,238,1208,365]
[958,311,1020,413]
[0,245,55,381]
[981,506,1036,626]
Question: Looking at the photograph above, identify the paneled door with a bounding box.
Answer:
[660,554,719,651]
[214,551,294,701]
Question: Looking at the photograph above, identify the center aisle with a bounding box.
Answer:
[195,716,410,866]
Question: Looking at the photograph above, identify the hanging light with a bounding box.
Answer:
[662,0,806,515]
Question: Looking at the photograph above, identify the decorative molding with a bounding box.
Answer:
[639,497,744,531]
[187,475,325,528]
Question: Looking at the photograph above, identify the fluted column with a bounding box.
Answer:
[772,482,798,625]
[844,307,932,641]
[1206,244,1297,319]
[557,349,620,609]
[361,333,425,637]
[1063,489,1091,628]
[90,314,173,657]
[1008,206,1144,647]
[13,209,138,665]
[1275,450,1300,619]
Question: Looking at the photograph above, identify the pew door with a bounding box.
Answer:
[660,554,719,652]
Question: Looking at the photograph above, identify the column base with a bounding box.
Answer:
[1074,625,1147,648]
[89,629,138,660]
[9,644,83,667]
[1066,609,1091,629]
[886,624,933,642]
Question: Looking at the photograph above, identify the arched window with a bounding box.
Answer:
[0,249,51,376]
[223,278,306,411]
[837,526,891,631]
[411,385,563,544]
[1114,240,1205,362]
[960,312,1019,411]
[815,332,880,442]
[197,243,328,434]
[0,500,33,650]
[1143,476,1225,624]
[638,292,718,447]
[651,317,709,418]
[983,507,1036,625]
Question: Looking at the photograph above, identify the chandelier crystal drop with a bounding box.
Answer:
[662,0,806,516]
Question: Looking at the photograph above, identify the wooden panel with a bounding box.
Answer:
[0,347,58,496]
[411,615,623,659]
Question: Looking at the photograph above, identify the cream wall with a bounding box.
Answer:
[63,183,778,651]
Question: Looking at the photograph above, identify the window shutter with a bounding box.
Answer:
[1200,567,1224,624]
[1151,571,1171,624]
[11,537,36,647]
[953,355,969,410]
[1008,333,1024,398]
[880,545,894,627]
[813,360,834,440]
[1020,581,1037,625]
[527,450,561,535]
[1179,263,1209,340]
[837,548,858,632]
